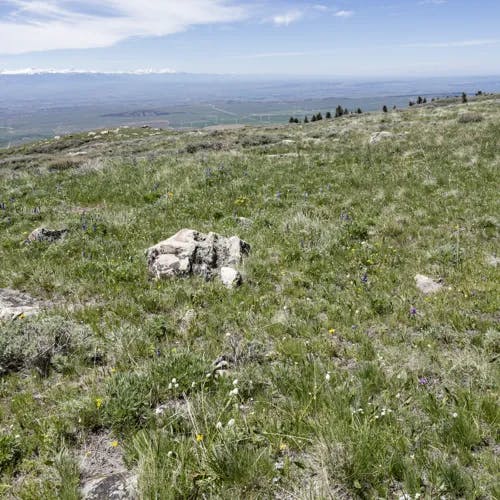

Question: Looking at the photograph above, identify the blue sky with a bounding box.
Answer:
[0,0,499,76]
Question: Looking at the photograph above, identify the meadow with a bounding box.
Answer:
[0,95,498,499]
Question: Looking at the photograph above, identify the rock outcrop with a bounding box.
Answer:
[146,229,250,286]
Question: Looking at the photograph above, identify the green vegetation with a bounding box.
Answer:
[0,96,499,498]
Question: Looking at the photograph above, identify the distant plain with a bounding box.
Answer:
[2,73,500,146]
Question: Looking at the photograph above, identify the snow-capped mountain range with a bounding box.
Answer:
[0,68,177,75]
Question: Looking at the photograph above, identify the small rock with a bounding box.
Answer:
[79,432,137,500]
[415,274,443,294]
[82,473,137,500]
[369,131,393,144]
[0,288,44,320]
[220,267,242,288]
[486,255,499,267]
[28,227,68,243]
[179,309,196,333]
[236,216,253,227]
[212,356,231,378]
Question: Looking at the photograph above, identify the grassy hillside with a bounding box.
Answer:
[0,96,498,499]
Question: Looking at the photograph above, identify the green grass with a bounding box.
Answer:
[0,97,499,499]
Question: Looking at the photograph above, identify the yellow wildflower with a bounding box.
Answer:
[279,442,288,451]
[196,434,204,443]
[95,398,103,409]
[111,441,119,448]
[328,328,336,335]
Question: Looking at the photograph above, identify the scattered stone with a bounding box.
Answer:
[155,398,189,419]
[179,309,196,333]
[369,131,393,144]
[211,355,231,378]
[236,216,253,227]
[82,472,137,500]
[79,432,137,500]
[146,229,250,285]
[220,267,241,289]
[28,227,68,243]
[0,288,44,320]
[415,274,443,294]
[486,254,499,267]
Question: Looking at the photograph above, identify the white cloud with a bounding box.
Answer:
[271,10,303,26]
[0,0,246,54]
[240,51,310,59]
[334,10,354,18]
[418,0,447,4]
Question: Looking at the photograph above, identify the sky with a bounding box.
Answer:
[0,0,499,76]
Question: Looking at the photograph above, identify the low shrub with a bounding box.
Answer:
[457,113,483,123]
[0,316,99,376]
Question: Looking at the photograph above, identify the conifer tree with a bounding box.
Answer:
[304,116,309,123]
[325,111,332,119]
[383,105,388,113]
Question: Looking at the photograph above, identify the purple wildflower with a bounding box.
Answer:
[410,307,417,316]
[418,377,429,386]
[361,273,368,284]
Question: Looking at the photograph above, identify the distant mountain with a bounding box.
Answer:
[0,68,177,76]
